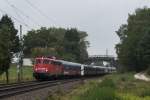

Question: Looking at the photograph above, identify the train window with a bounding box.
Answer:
[64,66,69,70]
[43,59,49,64]
[57,62,61,65]
[51,61,61,66]
[36,59,42,64]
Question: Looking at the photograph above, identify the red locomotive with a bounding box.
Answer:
[33,56,116,80]
[33,57,81,80]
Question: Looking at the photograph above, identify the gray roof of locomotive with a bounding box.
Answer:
[57,60,82,67]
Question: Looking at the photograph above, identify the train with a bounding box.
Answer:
[33,56,116,80]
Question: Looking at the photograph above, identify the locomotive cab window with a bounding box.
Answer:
[36,59,42,64]
[43,59,49,64]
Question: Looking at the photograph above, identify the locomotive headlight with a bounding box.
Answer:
[46,69,48,72]
[35,68,38,71]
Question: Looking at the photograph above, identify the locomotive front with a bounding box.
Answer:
[33,57,63,80]
[33,57,50,80]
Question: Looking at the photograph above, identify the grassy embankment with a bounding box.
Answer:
[47,73,150,100]
[0,64,33,84]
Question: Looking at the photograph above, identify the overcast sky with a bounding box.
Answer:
[0,0,150,56]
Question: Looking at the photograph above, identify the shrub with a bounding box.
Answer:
[78,78,120,100]
[146,67,150,75]
[79,86,119,100]
[139,89,150,97]
[119,93,150,100]
[99,78,116,89]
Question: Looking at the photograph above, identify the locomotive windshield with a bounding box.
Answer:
[35,58,61,65]
[35,59,49,64]
[43,59,49,64]
[35,59,42,64]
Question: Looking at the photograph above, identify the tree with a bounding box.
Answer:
[0,15,19,83]
[78,31,89,63]
[116,7,150,72]
[63,28,89,62]
[63,29,80,62]
[137,30,150,70]
[23,27,66,57]
[31,48,57,58]
[23,27,89,63]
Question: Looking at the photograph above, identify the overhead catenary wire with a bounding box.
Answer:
[0,8,31,29]
[4,0,40,27]
[24,0,56,25]
[5,0,25,22]
[11,7,25,24]
[4,0,29,27]
[11,5,40,26]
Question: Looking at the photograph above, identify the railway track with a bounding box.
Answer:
[0,78,81,99]
[0,81,37,88]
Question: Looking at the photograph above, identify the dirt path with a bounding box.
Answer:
[134,73,150,81]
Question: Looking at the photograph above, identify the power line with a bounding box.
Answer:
[4,0,40,27]
[0,8,31,29]
[25,0,56,25]
[5,0,24,20]
[12,7,25,24]
[10,5,40,26]
[5,0,27,26]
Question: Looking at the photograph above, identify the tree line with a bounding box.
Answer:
[23,27,89,63]
[116,7,150,72]
[0,15,89,83]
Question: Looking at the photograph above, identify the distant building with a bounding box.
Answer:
[23,58,32,66]
[12,57,32,66]
[11,53,33,66]
[11,53,20,63]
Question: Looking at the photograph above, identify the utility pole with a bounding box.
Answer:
[106,49,108,57]
[20,25,23,80]
[17,60,20,82]
[17,25,23,82]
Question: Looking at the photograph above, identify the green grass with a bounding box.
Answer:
[0,64,34,84]
[76,79,119,100]
[47,73,150,100]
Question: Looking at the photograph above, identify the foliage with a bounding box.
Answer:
[78,86,119,100]
[0,15,19,83]
[23,27,62,57]
[23,27,89,63]
[77,78,118,100]
[63,29,80,62]
[50,73,150,100]
[146,67,150,75]
[116,7,150,72]
[99,78,116,89]
[63,29,88,62]
[31,48,57,58]
[137,31,150,70]
[119,93,150,100]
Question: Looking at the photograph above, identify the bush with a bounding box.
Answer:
[139,89,150,97]
[79,86,119,100]
[78,78,119,100]
[99,78,116,89]
[119,93,150,100]
[146,67,150,75]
